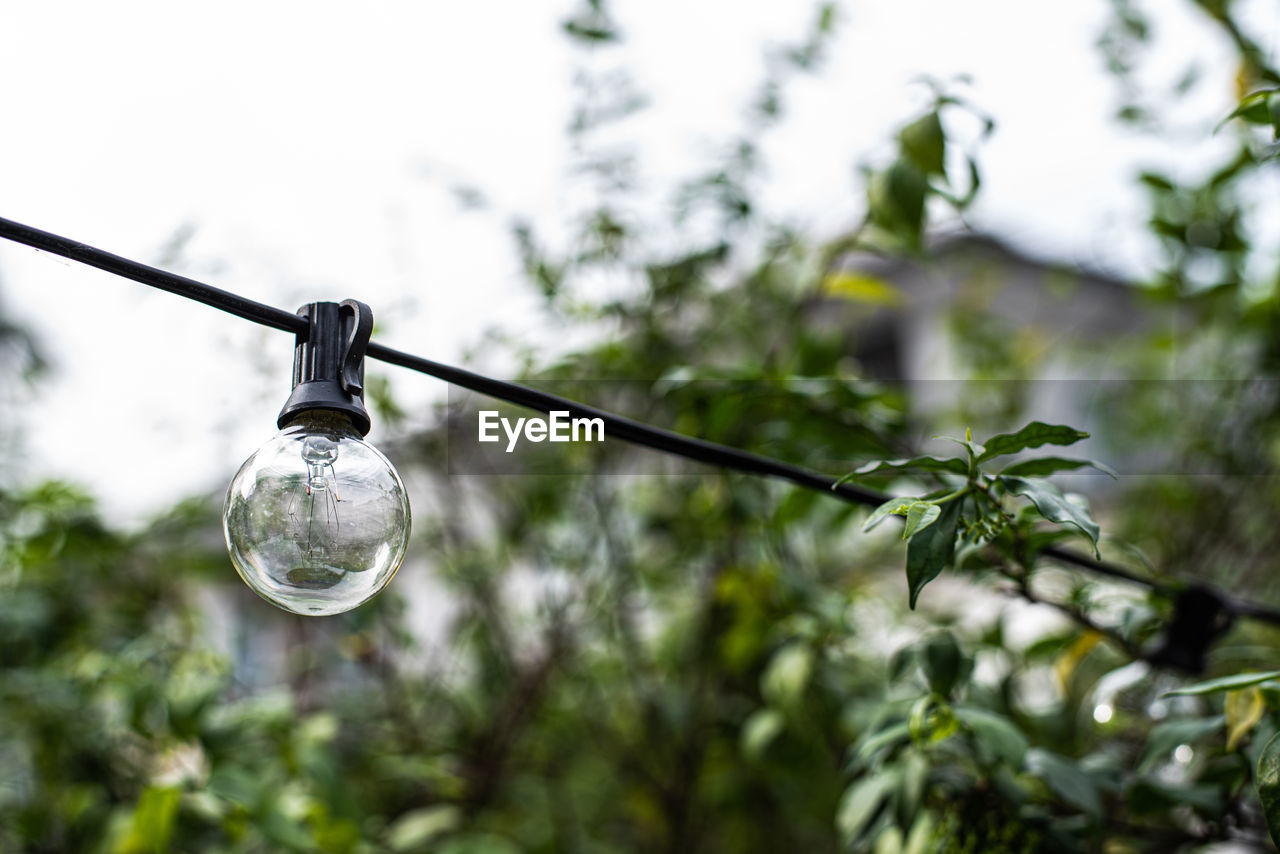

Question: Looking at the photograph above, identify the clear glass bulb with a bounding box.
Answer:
[223,411,411,615]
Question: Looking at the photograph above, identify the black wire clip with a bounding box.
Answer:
[277,299,374,436]
[1146,584,1236,674]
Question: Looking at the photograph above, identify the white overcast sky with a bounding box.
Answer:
[0,0,1270,525]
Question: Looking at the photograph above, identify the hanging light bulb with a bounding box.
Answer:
[223,300,410,615]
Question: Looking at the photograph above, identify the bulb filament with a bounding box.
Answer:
[290,435,343,560]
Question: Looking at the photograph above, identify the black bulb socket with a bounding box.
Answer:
[277,299,374,437]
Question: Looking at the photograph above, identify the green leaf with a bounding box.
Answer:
[998,457,1116,478]
[387,806,462,852]
[897,751,929,822]
[857,722,910,762]
[260,803,317,851]
[899,112,946,177]
[1138,172,1176,192]
[863,496,919,532]
[761,643,814,707]
[1257,731,1280,848]
[837,772,897,843]
[562,20,618,43]
[921,632,964,696]
[741,708,786,761]
[904,813,936,854]
[935,433,986,458]
[115,786,181,854]
[1138,716,1224,770]
[1227,89,1279,126]
[902,501,941,540]
[206,766,260,807]
[873,827,904,854]
[955,706,1029,767]
[1000,475,1100,556]
[816,2,837,33]
[868,160,926,246]
[888,645,917,682]
[978,422,1090,461]
[848,455,969,478]
[906,498,962,609]
[1128,779,1224,817]
[437,835,523,854]
[1162,669,1280,697]
[1025,748,1102,818]
[908,694,935,742]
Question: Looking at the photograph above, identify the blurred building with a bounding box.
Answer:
[820,233,1179,468]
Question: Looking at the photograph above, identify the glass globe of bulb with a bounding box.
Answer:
[223,410,410,615]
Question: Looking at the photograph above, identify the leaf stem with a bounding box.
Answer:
[932,487,971,505]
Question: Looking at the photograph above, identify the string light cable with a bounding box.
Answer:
[0,215,1274,637]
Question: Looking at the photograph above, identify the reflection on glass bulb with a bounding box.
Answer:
[223,411,410,615]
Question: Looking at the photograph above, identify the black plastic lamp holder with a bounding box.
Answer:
[277,299,374,436]
[1145,584,1235,674]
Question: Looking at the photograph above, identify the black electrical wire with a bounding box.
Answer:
[0,217,307,334]
[1,214,1275,629]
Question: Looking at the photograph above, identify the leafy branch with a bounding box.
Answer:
[839,421,1111,609]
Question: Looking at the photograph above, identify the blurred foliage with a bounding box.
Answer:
[7,0,1280,852]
